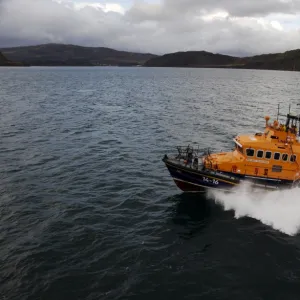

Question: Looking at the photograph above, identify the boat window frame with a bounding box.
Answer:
[265,151,272,159]
[256,150,264,158]
[274,152,281,160]
[291,155,297,162]
[246,148,255,157]
[282,153,288,162]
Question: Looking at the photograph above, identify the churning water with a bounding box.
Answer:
[209,182,300,236]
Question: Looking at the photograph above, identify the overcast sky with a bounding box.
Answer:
[0,0,299,56]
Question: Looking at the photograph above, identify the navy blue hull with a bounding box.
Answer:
[163,159,239,192]
[163,158,293,192]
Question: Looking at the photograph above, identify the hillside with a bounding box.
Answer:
[1,44,157,66]
[2,43,300,70]
[0,51,23,66]
[144,51,238,68]
[237,49,300,71]
[144,49,300,71]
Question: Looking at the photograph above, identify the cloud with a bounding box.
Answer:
[0,0,299,56]
[71,1,125,14]
[163,0,300,18]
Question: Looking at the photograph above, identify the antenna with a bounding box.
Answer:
[277,103,280,120]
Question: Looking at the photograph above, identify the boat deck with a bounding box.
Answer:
[164,156,240,182]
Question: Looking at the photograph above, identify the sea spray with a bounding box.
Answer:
[207,182,300,236]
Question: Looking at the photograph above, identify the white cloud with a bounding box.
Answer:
[201,11,229,21]
[72,2,125,14]
[0,0,299,56]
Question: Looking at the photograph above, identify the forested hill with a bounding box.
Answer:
[0,51,23,66]
[144,49,300,71]
[1,44,157,66]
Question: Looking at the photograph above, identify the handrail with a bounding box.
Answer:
[233,138,243,148]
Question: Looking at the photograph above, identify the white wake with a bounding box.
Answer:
[207,182,300,236]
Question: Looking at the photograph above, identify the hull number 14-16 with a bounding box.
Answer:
[203,177,219,185]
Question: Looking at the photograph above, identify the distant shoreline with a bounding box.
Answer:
[1,43,299,71]
[0,65,299,72]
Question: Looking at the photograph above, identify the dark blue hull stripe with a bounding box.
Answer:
[164,160,293,191]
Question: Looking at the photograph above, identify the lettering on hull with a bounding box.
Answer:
[203,176,219,185]
[246,158,270,164]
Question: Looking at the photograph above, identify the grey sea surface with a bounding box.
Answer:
[1,66,300,300]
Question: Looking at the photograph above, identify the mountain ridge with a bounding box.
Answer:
[1,43,300,71]
[1,43,157,66]
[144,49,300,71]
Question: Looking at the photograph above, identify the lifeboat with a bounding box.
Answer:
[162,104,300,192]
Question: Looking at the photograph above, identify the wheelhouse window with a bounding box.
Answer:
[291,155,297,162]
[246,148,255,157]
[282,154,288,161]
[257,150,264,158]
[265,151,272,159]
[274,152,280,160]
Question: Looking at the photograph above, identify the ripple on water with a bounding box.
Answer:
[1,67,300,300]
